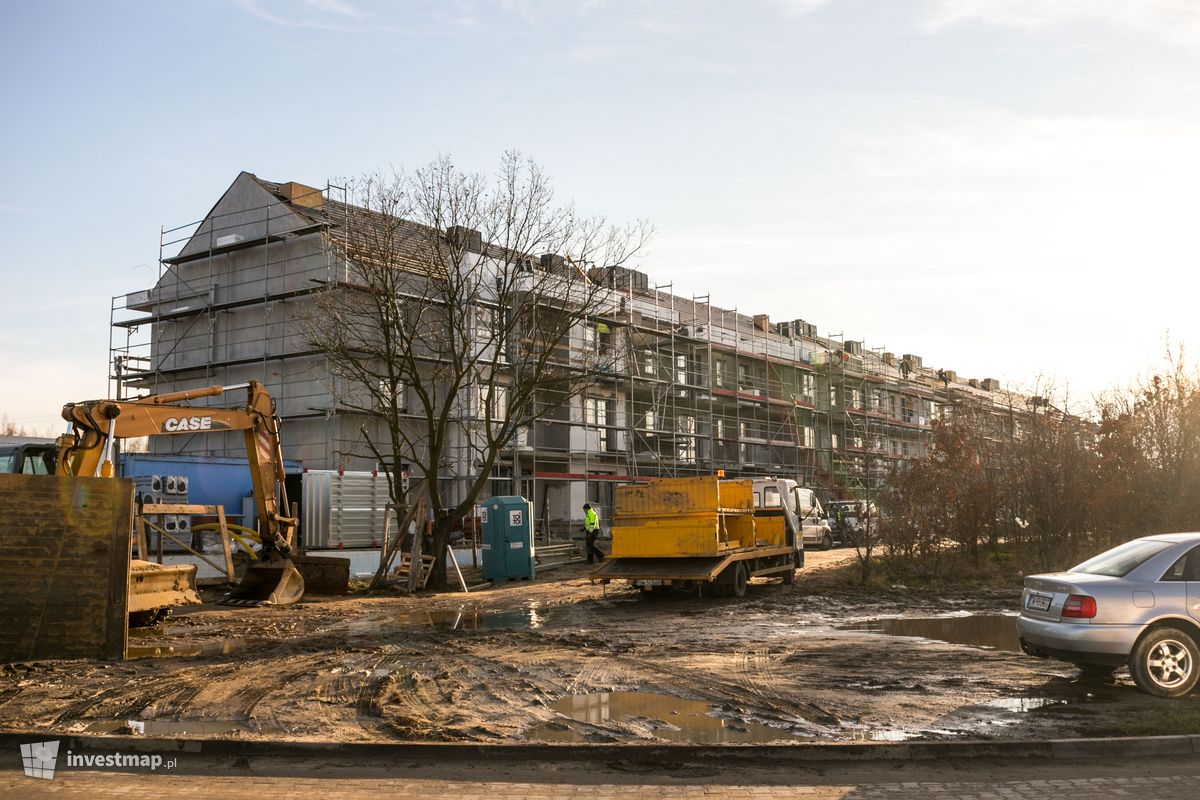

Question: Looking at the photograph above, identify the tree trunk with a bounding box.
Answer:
[427,515,456,590]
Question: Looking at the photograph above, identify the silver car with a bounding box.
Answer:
[1017,532,1200,697]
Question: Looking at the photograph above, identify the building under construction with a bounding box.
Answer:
[111,172,1027,535]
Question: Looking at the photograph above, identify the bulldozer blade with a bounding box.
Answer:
[128,559,202,613]
[220,559,305,607]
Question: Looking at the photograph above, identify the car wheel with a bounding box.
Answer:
[820,533,833,551]
[1129,627,1200,698]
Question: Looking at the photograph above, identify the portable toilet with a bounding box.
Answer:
[481,495,536,581]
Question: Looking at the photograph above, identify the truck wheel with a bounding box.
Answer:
[820,533,833,551]
[782,565,796,585]
[731,562,748,598]
[1129,627,1200,698]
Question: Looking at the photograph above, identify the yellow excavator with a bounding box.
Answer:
[56,381,305,612]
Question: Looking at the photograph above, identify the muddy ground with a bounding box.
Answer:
[2,549,1198,744]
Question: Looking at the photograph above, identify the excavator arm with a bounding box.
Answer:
[58,381,303,605]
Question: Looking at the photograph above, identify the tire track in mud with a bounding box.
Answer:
[47,662,245,725]
[731,644,843,731]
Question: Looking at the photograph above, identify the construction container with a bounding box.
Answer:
[480,496,536,581]
[610,476,756,558]
[299,470,393,550]
[120,454,301,515]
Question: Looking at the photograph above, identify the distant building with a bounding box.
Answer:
[113,172,1028,533]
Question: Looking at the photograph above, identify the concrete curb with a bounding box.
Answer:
[2,732,1199,764]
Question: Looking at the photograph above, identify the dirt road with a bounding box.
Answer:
[1,549,1196,743]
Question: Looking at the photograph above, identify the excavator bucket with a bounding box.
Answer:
[221,559,305,607]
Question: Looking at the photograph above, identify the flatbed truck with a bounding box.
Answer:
[592,476,806,597]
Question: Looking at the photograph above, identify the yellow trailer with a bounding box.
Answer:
[595,476,802,597]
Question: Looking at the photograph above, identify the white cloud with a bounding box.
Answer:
[927,0,1200,47]
[303,0,365,18]
[769,0,834,16]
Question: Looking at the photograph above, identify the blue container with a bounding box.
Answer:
[480,495,535,581]
[119,453,302,518]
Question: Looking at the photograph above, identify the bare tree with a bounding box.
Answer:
[0,415,25,437]
[306,154,651,588]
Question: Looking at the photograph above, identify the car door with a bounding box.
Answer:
[796,489,819,541]
[1187,547,1200,623]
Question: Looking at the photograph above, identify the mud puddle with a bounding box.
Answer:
[842,614,1020,652]
[984,697,1068,712]
[838,724,959,741]
[126,628,265,659]
[81,719,250,736]
[527,691,800,744]
[382,605,552,631]
[125,639,248,659]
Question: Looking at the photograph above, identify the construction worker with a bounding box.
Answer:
[583,503,603,564]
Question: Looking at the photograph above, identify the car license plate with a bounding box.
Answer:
[638,580,663,587]
[1026,593,1051,612]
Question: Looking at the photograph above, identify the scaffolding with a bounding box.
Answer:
[112,173,1022,540]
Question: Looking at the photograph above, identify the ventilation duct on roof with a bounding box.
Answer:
[280,181,323,210]
[445,225,483,253]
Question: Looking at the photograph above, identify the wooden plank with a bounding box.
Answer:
[216,506,234,582]
[136,516,148,561]
[141,518,228,576]
[141,503,219,515]
[448,546,469,593]
[0,474,131,662]
[371,481,427,590]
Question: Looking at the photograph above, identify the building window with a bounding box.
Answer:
[800,373,815,403]
[715,417,725,441]
[802,426,814,448]
[596,322,612,354]
[585,397,610,450]
[644,408,656,432]
[675,354,687,386]
[481,384,508,420]
[379,379,407,413]
[714,358,727,387]
[643,350,656,377]
[676,415,696,463]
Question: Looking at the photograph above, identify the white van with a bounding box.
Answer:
[751,478,835,551]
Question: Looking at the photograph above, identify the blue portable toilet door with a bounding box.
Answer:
[480,503,500,579]
[504,502,532,576]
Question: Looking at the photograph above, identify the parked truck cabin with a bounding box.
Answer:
[0,439,55,475]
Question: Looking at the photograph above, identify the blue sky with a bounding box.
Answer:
[3,0,1199,430]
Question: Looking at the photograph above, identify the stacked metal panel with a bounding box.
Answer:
[301,470,392,549]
